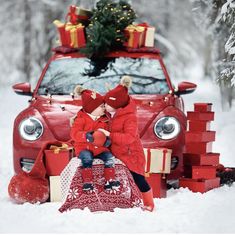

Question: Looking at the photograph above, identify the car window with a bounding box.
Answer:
[38,57,169,95]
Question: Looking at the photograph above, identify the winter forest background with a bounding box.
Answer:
[0,0,234,110]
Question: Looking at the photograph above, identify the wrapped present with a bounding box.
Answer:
[179,177,220,193]
[183,153,220,166]
[145,173,167,198]
[66,5,92,26]
[184,166,217,180]
[49,176,62,202]
[124,25,145,48]
[138,22,155,47]
[187,111,215,121]
[194,103,212,112]
[185,131,216,143]
[143,148,172,174]
[54,20,86,48]
[45,143,74,176]
[53,20,71,47]
[65,23,86,48]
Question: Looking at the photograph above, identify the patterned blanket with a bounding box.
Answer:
[59,158,142,212]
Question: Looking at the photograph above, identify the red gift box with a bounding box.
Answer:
[54,20,71,47]
[183,153,220,166]
[187,111,214,121]
[185,141,213,154]
[184,166,217,179]
[54,20,86,48]
[185,142,213,154]
[185,131,216,143]
[145,173,167,198]
[188,120,211,132]
[179,177,220,193]
[65,23,86,48]
[194,103,212,112]
[45,144,74,176]
[124,25,145,48]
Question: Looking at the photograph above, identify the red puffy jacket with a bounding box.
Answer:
[109,98,146,175]
[70,110,110,156]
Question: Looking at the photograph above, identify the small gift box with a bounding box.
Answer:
[143,148,172,174]
[49,176,62,202]
[53,20,71,47]
[66,5,92,26]
[65,23,86,48]
[54,20,86,48]
[45,143,74,176]
[138,23,155,47]
[124,24,145,48]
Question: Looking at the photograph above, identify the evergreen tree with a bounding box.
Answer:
[220,0,235,87]
[81,0,136,58]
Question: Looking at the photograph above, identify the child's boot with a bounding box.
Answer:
[81,168,94,192]
[141,188,155,212]
[104,167,120,190]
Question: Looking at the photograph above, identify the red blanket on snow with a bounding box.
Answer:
[59,160,142,213]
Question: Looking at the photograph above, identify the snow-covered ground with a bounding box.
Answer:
[0,67,235,233]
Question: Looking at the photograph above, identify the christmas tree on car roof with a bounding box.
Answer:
[81,0,136,58]
[54,0,156,58]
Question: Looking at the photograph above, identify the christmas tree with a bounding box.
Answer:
[80,0,136,58]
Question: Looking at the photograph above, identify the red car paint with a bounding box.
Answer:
[12,48,197,181]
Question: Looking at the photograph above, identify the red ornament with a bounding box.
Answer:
[93,130,107,147]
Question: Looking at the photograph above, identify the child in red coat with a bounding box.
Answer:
[99,76,155,211]
[70,86,120,192]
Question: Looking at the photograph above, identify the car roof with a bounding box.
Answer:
[51,46,162,61]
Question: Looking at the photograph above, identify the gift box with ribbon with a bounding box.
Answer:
[53,20,71,47]
[137,23,155,47]
[45,143,74,176]
[65,23,86,48]
[66,5,92,26]
[54,20,86,48]
[124,24,145,48]
[143,148,172,174]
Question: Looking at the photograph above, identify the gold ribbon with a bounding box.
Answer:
[125,25,145,47]
[53,20,65,28]
[65,23,84,48]
[49,143,70,154]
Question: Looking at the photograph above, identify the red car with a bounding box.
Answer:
[12,47,196,183]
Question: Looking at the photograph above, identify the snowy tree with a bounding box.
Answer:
[220,0,235,87]
[191,0,235,110]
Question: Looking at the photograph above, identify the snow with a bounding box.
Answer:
[1,66,235,233]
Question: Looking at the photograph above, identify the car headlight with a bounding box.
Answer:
[19,117,43,141]
[154,116,180,140]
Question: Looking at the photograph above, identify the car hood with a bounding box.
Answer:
[33,94,177,141]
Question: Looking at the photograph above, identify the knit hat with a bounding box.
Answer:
[74,85,104,113]
[104,76,132,109]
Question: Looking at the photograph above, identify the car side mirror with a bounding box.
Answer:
[12,82,32,96]
[175,81,197,96]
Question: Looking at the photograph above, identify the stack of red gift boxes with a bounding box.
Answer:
[179,103,220,193]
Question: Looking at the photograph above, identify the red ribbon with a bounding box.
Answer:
[146,148,151,173]
[162,149,167,172]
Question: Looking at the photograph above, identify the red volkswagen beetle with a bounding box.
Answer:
[12,47,196,182]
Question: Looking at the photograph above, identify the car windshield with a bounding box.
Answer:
[38,57,169,95]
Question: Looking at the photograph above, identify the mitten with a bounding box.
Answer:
[104,137,111,147]
[86,131,94,143]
